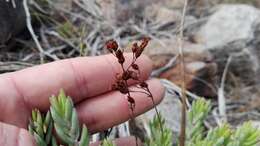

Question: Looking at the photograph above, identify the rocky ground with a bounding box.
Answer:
[1,0,260,142]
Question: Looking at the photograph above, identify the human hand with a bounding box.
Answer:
[0,54,165,146]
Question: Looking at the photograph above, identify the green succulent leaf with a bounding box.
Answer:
[51,137,58,146]
[44,112,53,144]
[50,89,89,146]
[28,110,53,146]
[34,133,47,146]
[79,125,89,146]
[102,139,116,146]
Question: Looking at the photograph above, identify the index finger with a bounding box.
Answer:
[0,54,152,110]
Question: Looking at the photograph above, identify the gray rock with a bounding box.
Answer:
[0,0,26,44]
[209,41,257,85]
[144,6,182,23]
[196,4,260,85]
[53,0,72,10]
[144,37,207,56]
[251,23,260,83]
[96,0,150,24]
[197,4,260,49]
[96,0,185,24]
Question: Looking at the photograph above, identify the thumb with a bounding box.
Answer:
[0,122,35,146]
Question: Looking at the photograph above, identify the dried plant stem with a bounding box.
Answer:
[23,0,58,63]
[120,64,138,146]
[23,0,44,63]
[151,100,164,136]
[218,56,232,123]
[6,0,16,8]
[133,80,164,134]
[179,0,189,146]
[145,88,164,134]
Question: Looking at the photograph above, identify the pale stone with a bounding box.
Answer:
[197,4,260,49]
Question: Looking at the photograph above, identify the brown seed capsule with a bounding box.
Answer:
[140,37,150,50]
[131,64,139,70]
[116,79,129,94]
[127,96,135,108]
[140,82,148,88]
[122,71,131,80]
[127,96,135,103]
[119,87,129,94]
[112,84,118,90]
[106,40,118,52]
[132,43,139,53]
[135,49,143,58]
[135,37,150,58]
[115,50,125,64]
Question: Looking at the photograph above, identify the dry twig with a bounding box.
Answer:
[6,0,16,8]
[23,0,59,62]
[179,0,189,146]
[218,56,233,123]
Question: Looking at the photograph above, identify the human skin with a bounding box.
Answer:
[0,53,165,146]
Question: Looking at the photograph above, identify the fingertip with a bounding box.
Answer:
[147,79,166,105]
[138,54,153,73]
[0,122,36,146]
[19,128,36,146]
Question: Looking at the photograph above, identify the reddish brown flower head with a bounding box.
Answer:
[106,40,118,52]
[108,38,154,113]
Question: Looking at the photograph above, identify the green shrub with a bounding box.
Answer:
[144,98,260,146]
[29,91,260,146]
[144,113,173,146]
